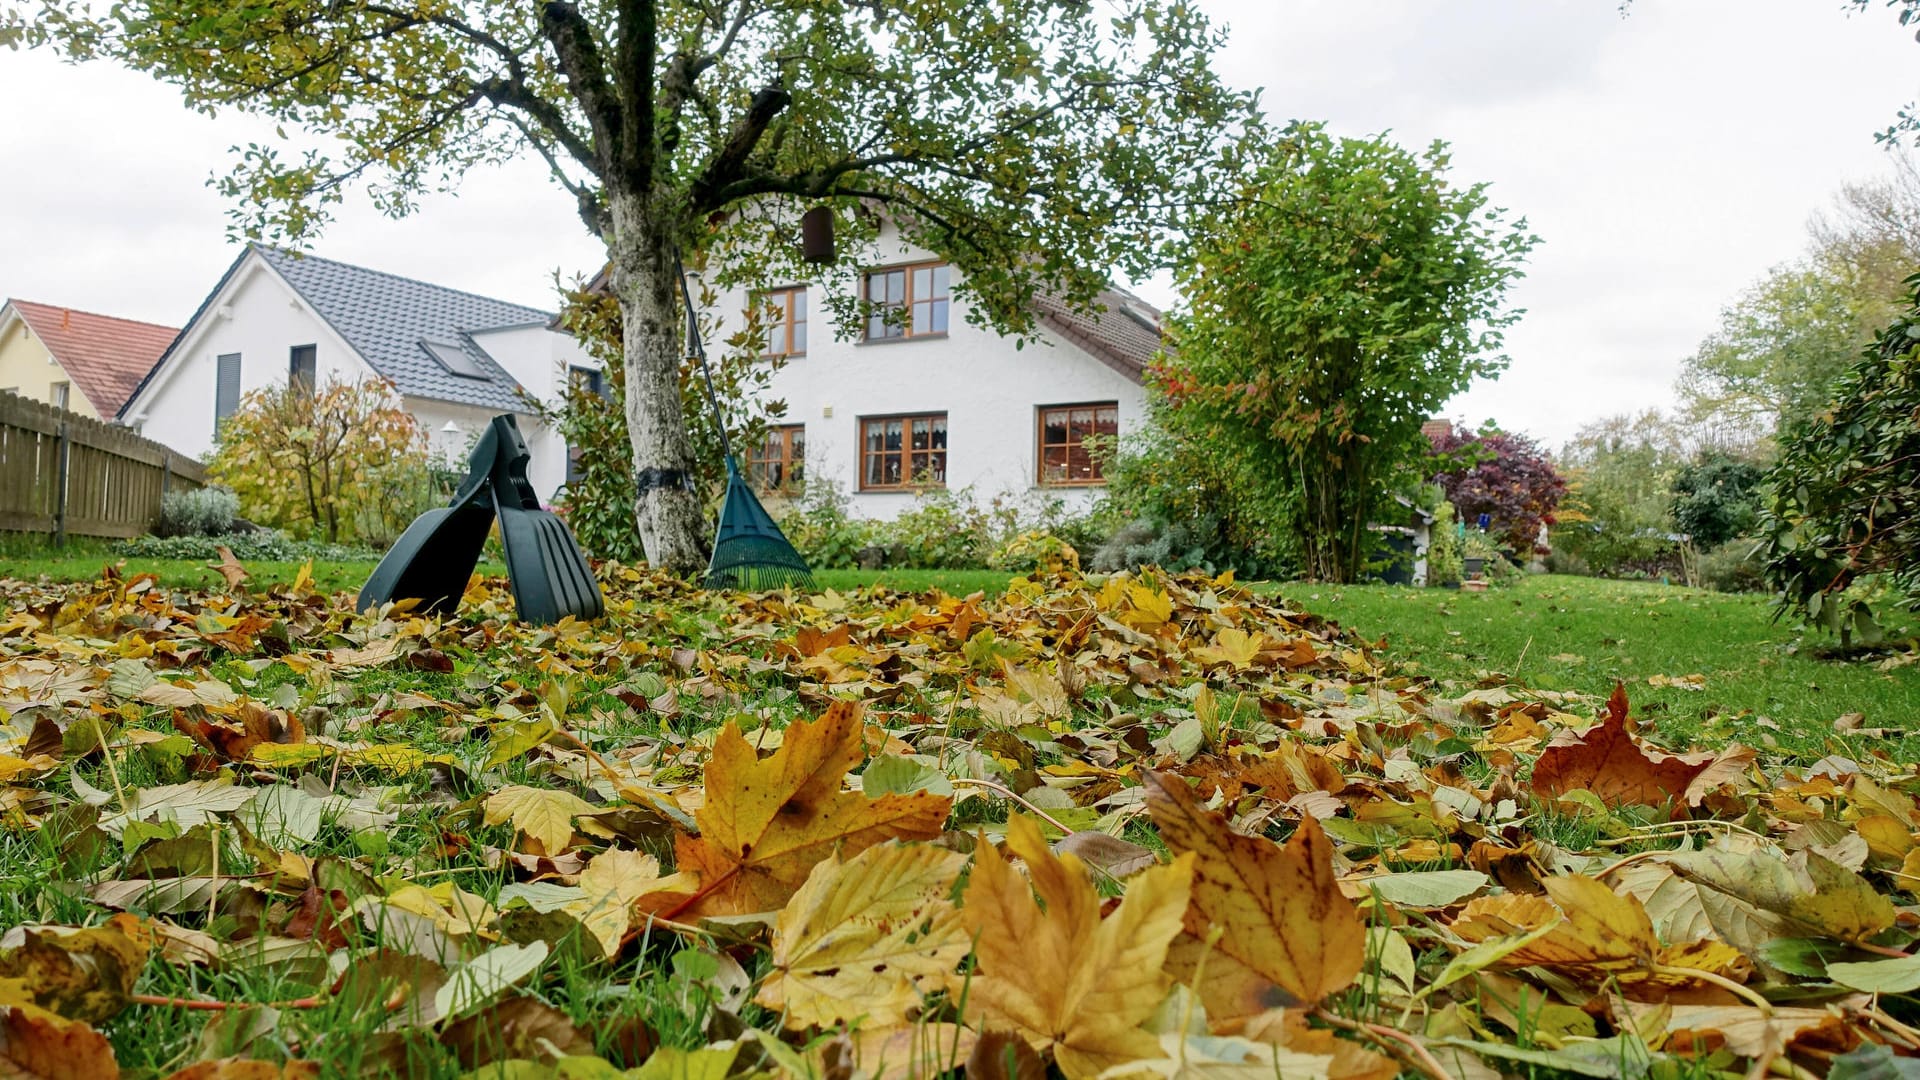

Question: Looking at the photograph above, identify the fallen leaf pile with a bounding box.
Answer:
[0,561,1915,1079]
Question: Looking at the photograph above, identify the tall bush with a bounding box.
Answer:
[1158,124,1537,582]
[1428,424,1566,553]
[208,377,424,544]
[1762,276,1920,643]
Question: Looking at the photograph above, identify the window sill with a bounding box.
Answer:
[855,333,949,347]
[1037,481,1109,490]
[857,486,949,495]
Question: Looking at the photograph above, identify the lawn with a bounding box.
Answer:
[1270,573,1920,762]
[3,560,1920,1078]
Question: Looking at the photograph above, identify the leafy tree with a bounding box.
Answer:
[1092,418,1290,578]
[1668,451,1764,550]
[4,1,1250,574]
[1677,260,1882,438]
[535,279,785,562]
[1761,276,1920,645]
[1157,124,1537,583]
[1427,423,1566,554]
[208,377,427,545]
[1553,412,1692,577]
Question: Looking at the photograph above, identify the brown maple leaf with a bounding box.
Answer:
[672,701,950,917]
[1527,683,1711,814]
[1143,771,1365,1024]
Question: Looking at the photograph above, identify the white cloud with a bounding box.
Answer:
[1,2,1916,447]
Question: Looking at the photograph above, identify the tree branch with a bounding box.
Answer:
[616,0,657,189]
[540,1,622,181]
[690,83,791,211]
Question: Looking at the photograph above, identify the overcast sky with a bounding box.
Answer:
[2,1,1916,447]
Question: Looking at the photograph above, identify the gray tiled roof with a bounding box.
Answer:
[254,245,550,411]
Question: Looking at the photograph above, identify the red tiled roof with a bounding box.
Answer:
[7,300,179,418]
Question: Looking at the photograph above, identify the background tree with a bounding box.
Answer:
[1552,411,1694,578]
[1156,124,1537,583]
[1427,423,1566,554]
[1680,152,1920,441]
[1762,277,1920,645]
[3,1,1251,573]
[209,378,427,545]
[1668,451,1764,550]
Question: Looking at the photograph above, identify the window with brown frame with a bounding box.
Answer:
[748,424,806,494]
[860,413,947,490]
[755,286,807,357]
[863,262,950,341]
[1038,402,1118,486]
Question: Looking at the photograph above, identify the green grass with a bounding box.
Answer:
[1270,574,1920,761]
[813,567,1013,596]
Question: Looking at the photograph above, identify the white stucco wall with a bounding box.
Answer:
[699,232,1149,520]
[463,323,601,500]
[121,256,374,460]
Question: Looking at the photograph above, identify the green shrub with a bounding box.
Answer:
[1092,421,1289,577]
[884,487,997,570]
[1762,276,1920,643]
[1425,501,1462,586]
[779,481,876,569]
[1699,538,1768,594]
[157,486,239,538]
[118,531,374,563]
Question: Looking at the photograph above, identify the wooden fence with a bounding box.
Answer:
[0,390,205,542]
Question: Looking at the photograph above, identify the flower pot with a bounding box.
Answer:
[1463,556,1487,577]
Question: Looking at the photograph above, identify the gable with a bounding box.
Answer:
[4,300,178,418]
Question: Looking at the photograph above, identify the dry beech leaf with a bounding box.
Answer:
[757,841,969,1030]
[1143,770,1365,1022]
[1054,831,1159,878]
[961,814,1195,1079]
[674,702,951,917]
[1528,684,1712,813]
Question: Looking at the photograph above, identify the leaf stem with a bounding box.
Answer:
[1649,963,1771,1015]
[1312,1009,1455,1080]
[131,993,321,1011]
[949,777,1075,836]
[86,711,128,818]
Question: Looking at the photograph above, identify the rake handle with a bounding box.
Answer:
[675,253,733,464]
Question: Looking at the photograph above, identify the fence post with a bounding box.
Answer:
[161,451,171,501]
[53,419,70,548]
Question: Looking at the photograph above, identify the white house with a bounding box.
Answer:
[686,229,1157,518]
[118,244,599,499]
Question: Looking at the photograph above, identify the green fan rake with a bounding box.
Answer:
[677,258,815,592]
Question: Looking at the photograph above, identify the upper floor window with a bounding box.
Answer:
[1038,402,1118,486]
[749,424,806,494]
[289,344,317,393]
[568,364,607,398]
[756,286,807,357]
[863,262,949,341]
[50,381,69,410]
[861,412,947,490]
[214,353,242,434]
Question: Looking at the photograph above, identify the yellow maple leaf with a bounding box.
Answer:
[1124,585,1174,631]
[961,814,1195,1079]
[756,841,969,1029]
[563,849,694,959]
[1143,771,1365,1023]
[674,702,951,917]
[483,785,595,856]
[1451,875,1657,972]
[1191,628,1268,669]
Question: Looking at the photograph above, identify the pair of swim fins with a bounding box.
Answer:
[359,414,604,625]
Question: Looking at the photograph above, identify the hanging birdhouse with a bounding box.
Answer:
[800,205,836,265]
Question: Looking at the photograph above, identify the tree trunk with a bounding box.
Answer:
[606,191,710,575]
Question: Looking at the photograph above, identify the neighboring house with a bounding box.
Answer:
[119,244,600,499]
[0,299,177,420]
[679,227,1156,518]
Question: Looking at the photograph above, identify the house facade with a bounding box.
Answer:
[0,299,177,420]
[693,231,1157,518]
[118,245,600,499]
